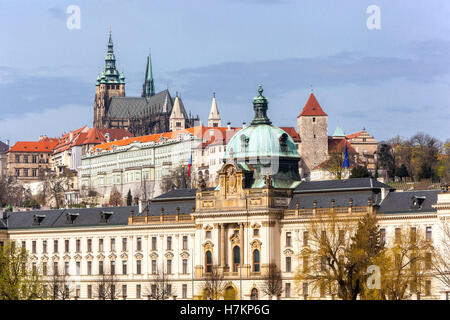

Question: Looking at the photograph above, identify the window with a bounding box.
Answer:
[98,261,104,275]
[65,240,69,253]
[43,263,47,276]
[426,227,432,242]
[43,240,47,253]
[110,238,116,251]
[43,285,48,299]
[32,155,37,163]
[167,284,172,296]
[183,236,188,250]
[151,285,157,298]
[152,260,157,274]
[425,252,432,270]
[380,228,386,246]
[32,169,37,177]
[53,262,58,275]
[23,169,28,177]
[15,155,20,163]
[205,231,211,239]
[395,228,401,244]
[167,260,172,274]
[320,230,327,245]
[76,262,80,276]
[182,284,187,299]
[32,241,36,254]
[286,256,292,272]
[285,283,291,298]
[32,262,37,274]
[23,155,28,163]
[15,169,20,176]
[410,227,417,243]
[253,250,260,272]
[136,260,142,274]
[136,285,141,299]
[233,246,240,272]
[65,262,70,275]
[21,241,26,249]
[111,261,116,275]
[88,285,92,299]
[338,230,345,243]
[87,239,92,252]
[286,232,292,247]
[183,259,188,274]
[122,285,127,300]
[99,238,104,252]
[75,285,80,299]
[253,229,259,237]
[303,231,309,246]
[303,282,309,296]
[87,261,92,275]
[167,236,172,250]
[53,240,58,253]
[312,117,316,122]
[137,237,142,251]
[122,238,127,251]
[425,280,431,296]
[122,260,127,275]
[76,239,80,253]
[151,237,157,250]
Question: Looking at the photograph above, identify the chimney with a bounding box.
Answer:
[242,122,247,129]
[381,188,390,201]
[6,140,10,147]
[227,122,231,130]
[39,135,47,141]
[138,198,143,213]
[105,132,110,143]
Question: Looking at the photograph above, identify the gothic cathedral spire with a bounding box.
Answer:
[208,92,221,127]
[142,53,155,99]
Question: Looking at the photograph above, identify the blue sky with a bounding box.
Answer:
[0,0,449,144]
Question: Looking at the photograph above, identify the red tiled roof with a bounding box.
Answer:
[280,127,301,142]
[345,131,362,140]
[9,137,59,153]
[297,93,328,117]
[328,137,357,154]
[92,126,241,152]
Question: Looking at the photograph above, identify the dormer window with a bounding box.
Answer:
[279,133,288,152]
[33,214,46,226]
[66,212,79,224]
[100,211,114,223]
[411,196,426,209]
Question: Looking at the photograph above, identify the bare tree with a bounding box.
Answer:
[108,186,123,207]
[145,266,172,300]
[44,169,73,208]
[200,265,226,300]
[94,267,121,300]
[261,263,282,300]
[47,266,74,300]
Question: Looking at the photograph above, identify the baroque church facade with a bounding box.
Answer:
[93,32,198,136]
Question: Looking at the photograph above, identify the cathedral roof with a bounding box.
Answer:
[107,89,181,119]
[297,93,328,117]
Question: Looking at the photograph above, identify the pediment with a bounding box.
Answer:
[283,248,294,256]
[165,252,174,259]
[149,252,159,259]
[135,252,144,260]
[180,251,190,259]
[120,253,128,260]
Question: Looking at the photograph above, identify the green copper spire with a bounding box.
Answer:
[102,30,121,84]
[142,53,155,99]
[251,85,272,125]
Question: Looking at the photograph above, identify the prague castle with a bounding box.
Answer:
[93,32,199,136]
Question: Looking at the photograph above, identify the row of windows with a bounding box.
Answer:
[34,258,190,276]
[14,154,44,163]
[20,236,190,254]
[14,168,41,177]
[204,247,261,273]
[284,226,433,248]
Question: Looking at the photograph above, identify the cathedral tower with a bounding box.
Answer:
[93,31,126,128]
[169,94,186,131]
[207,92,221,127]
[142,53,155,99]
[297,93,328,178]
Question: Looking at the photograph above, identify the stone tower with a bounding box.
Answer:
[93,31,126,128]
[207,92,221,127]
[169,94,185,131]
[297,93,328,178]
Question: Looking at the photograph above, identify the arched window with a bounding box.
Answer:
[233,246,240,272]
[250,288,258,300]
[205,251,212,273]
[253,249,260,272]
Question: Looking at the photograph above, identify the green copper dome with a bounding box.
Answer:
[223,85,301,189]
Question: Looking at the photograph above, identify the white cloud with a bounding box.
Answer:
[0,104,92,144]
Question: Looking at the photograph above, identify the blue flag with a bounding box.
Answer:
[343,140,349,168]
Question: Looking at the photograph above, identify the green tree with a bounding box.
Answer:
[350,166,371,178]
[0,241,44,300]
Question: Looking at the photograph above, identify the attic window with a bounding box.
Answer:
[100,211,114,223]
[411,196,426,209]
[33,214,46,226]
[66,212,79,224]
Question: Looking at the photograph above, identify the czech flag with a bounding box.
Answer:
[187,154,192,177]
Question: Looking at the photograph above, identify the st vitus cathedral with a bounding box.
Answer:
[93,32,199,136]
